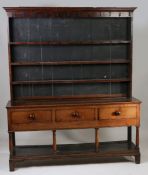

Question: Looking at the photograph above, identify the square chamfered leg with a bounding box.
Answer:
[135,126,140,164]
[53,130,57,152]
[135,154,140,164]
[127,126,132,143]
[9,159,15,172]
[95,128,99,152]
[127,126,132,149]
[9,132,15,171]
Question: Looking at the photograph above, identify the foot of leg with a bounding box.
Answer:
[9,160,15,172]
[135,154,140,164]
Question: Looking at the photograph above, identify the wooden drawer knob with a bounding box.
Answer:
[28,113,36,120]
[71,111,80,118]
[114,111,121,116]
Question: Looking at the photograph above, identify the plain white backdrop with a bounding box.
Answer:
[0,0,148,174]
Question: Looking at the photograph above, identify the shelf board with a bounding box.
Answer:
[11,96,131,106]
[12,141,138,164]
[9,40,131,46]
[12,78,130,85]
[13,94,127,102]
[11,60,130,66]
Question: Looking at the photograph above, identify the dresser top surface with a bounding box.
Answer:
[6,97,141,108]
[4,7,137,11]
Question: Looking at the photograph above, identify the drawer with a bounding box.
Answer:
[11,110,52,124]
[99,105,137,120]
[55,108,95,122]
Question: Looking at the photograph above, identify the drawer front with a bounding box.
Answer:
[99,105,137,120]
[11,110,52,124]
[55,108,95,122]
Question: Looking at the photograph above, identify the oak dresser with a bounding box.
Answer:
[4,7,141,171]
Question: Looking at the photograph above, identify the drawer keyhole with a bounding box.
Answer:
[28,113,36,121]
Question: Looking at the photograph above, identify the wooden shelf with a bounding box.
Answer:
[14,94,127,101]
[9,40,131,46]
[12,141,138,166]
[11,96,132,105]
[14,141,137,156]
[12,79,130,85]
[11,60,130,66]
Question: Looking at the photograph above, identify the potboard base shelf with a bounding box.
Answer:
[10,141,140,171]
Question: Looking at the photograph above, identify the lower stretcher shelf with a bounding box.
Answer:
[11,140,140,169]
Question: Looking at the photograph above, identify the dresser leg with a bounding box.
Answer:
[53,130,56,151]
[9,132,16,171]
[127,126,132,143]
[9,160,15,172]
[135,154,140,164]
[136,127,139,148]
[95,128,99,152]
[9,132,15,155]
[127,126,132,148]
[135,127,140,164]
[12,132,15,147]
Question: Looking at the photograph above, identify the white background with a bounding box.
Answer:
[0,0,148,174]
